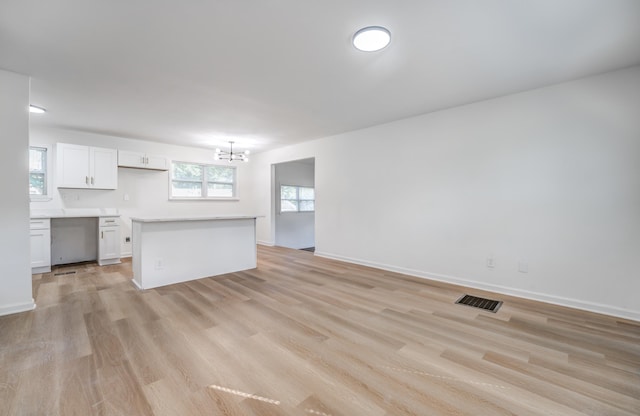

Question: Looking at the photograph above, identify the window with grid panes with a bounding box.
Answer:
[29,146,48,197]
[170,161,236,199]
[280,185,314,213]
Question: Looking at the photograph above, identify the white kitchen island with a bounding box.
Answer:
[130,215,257,290]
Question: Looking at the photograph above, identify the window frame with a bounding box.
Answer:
[169,160,238,200]
[280,184,315,213]
[29,144,52,202]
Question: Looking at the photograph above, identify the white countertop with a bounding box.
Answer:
[130,215,258,223]
[31,208,120,219]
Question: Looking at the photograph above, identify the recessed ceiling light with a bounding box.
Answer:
[29,105,46,114]
[353,26,391,52]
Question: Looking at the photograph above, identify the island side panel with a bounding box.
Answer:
[132,220,144,289]
[136,218,256,289]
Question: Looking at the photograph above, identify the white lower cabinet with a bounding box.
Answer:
[30,215,121,273]
[98,217,121,266]
[30,219,51,273]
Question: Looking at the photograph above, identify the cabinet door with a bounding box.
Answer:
[57,143,90,188]
[118,150,146,169]
[91,147,118,189]
[99,226,120,261]
[30,229,51,269]
[144,154,168,170]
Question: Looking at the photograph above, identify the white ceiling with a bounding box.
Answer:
[1,0,639,153]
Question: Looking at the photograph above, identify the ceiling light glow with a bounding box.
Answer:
[29,105,46,114]
[353,26,391,52]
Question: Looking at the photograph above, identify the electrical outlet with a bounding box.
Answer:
[518,261,528,273]
[125,236,131,243]
[486,256,495,268]
[154,258,164,270]
[62,193,77,201]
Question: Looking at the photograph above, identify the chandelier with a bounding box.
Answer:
[214,141,250,163]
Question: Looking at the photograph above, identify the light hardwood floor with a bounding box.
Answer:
[1,245,638,415]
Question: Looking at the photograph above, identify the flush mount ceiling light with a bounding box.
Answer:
[29,105,46,114]
[352,26,391,52]
[214,141,250,163]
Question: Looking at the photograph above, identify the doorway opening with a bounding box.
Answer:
[272,158,315,251]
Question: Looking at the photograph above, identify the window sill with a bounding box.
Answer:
[169,197,240,202]
[30,196,53,202]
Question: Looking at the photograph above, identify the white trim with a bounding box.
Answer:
[257,240,275,246]
[97,257,121,266]
[32,265,51,274]
[169,197,240,201]
[314,251,640,322]
[0,298,36,317]
[131,278,144,290]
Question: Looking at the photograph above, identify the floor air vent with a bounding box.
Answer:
[54,271,77,276]
[455,294,502,313]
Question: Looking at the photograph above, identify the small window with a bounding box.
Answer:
[170,161,236,199]
[29,146,48,198]
[280,185,315,213]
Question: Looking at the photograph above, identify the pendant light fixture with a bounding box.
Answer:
[214,141,250,162]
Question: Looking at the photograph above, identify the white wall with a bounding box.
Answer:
[30,128,254,257]
[0,69,35,316]
[274,159,315,249]
[250,66,640,321]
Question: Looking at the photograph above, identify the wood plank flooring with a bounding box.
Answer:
[1,245,639,415]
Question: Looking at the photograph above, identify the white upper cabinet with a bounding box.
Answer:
[118,150,168,171]
[91,147,118,188]
[57,143,118,189]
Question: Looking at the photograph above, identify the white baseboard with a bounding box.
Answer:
[0,298,36,317]
[120,251,132,258]
[257,240,275,246]
[315,251,640,322]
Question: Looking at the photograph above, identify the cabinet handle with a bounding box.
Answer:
[91,177,95,185]
[85,176,89,185]
[145,157,149,164]
[101,231,104,239]
[105,219,115,223]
